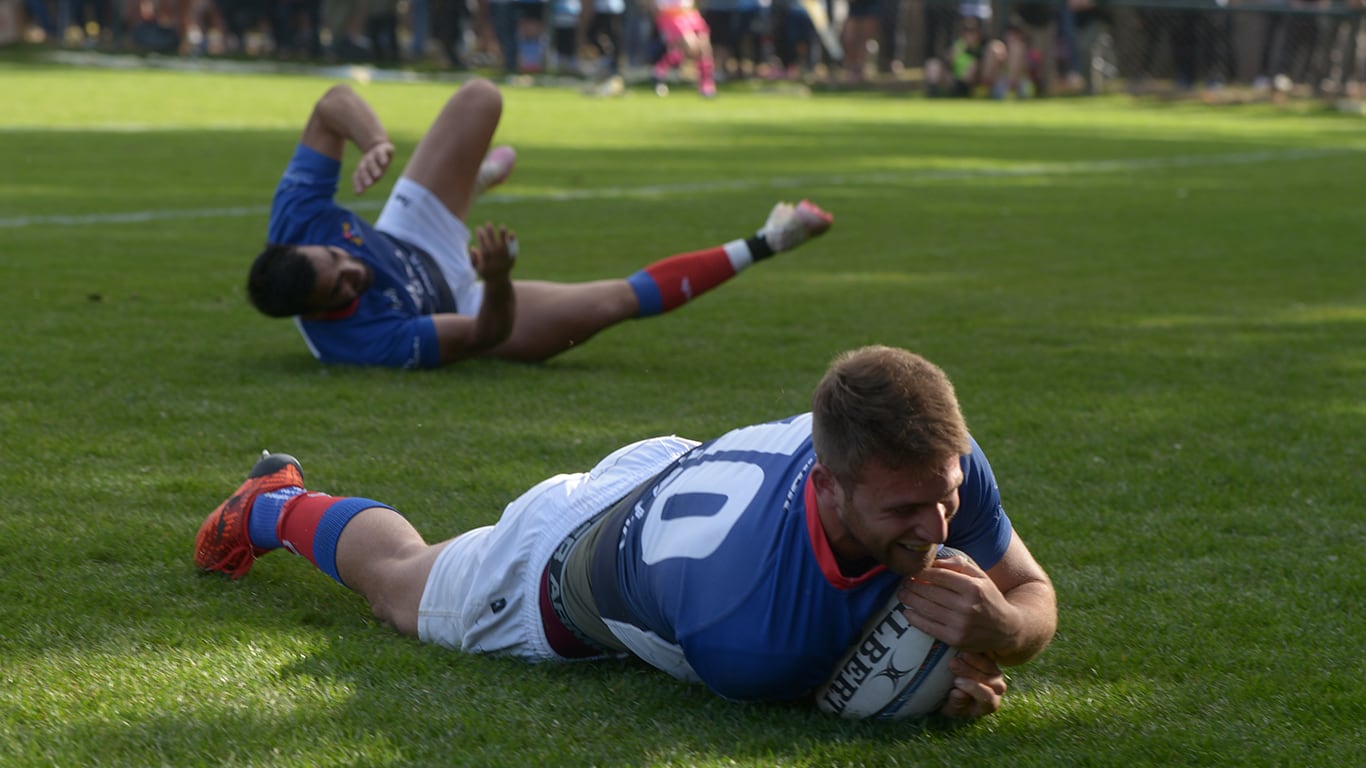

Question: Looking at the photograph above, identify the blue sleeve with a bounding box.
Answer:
[298,313,442,369]
[268,145,344,246]
[947,436,1014,571]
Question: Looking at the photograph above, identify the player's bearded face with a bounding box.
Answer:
[839,457,964,578]
[302,245,374,313]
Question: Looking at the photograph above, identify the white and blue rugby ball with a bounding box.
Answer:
[815,550,965,720]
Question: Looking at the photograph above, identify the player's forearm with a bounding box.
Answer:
[314,84,391,154]
[471,277,515,350]
[991,580,1057,667]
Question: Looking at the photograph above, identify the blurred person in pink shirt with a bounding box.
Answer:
[645,0,718,97]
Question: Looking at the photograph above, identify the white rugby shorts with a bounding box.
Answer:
[417,435,699,660]
[375,176,484,314]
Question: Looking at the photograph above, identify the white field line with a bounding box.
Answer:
[0,147,1349,230]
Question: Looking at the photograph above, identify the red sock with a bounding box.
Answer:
[626,240,754,316]
[655,48,683,79]
[698,55,715,86]
[276,493,392,585]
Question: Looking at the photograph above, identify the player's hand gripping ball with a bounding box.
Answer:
[815,548,966,720]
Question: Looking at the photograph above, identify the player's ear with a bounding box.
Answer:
[810,462,842,499]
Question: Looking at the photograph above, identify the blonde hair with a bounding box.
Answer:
[811,346,971,486]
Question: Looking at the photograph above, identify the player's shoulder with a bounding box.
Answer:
[960,434,996,480]
[703,412,812,446]
[958,433,995,478]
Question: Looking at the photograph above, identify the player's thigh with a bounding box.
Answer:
[400,78,503,221]
[374,540,453,635]
[375,178,477,310]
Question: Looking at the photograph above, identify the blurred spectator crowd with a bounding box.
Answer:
[7,0,1366,99]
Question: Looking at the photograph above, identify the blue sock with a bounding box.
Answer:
[248,487,305,550]
[626,270,664,317]
[309,498,389,585]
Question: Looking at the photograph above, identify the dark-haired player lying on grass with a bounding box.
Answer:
[250,78,832,368]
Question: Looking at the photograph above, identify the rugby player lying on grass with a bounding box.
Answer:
[196,345,1056,720]
[249,78,832,368]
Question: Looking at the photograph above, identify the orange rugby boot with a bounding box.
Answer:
[194,451,303,579]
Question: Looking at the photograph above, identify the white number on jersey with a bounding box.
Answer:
[638,416,812,565]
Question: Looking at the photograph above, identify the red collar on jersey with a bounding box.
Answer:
[320,297,360,320]
[804,474,887,589]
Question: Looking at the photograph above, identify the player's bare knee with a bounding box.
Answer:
[365,581,422,636]
[369,597,413,635]
[454,78,503,117]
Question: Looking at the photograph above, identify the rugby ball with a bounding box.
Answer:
[815,551,964,720]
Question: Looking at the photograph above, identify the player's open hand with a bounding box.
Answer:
[353,140,395,195]
[470,223,517,282]
[937,651,1006,720]
[898,552,1018,655]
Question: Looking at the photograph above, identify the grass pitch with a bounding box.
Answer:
[1,59,1363,767]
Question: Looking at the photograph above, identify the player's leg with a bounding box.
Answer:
[333,509,451,635]
[483,199,834,362]
[399,77,506,223]
[687,14,718,95]
[653,14,686,87]
[374,79,515,312]
[487,279,639,361]
[193,452,444,637]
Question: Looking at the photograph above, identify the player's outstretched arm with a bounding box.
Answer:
[299,84,395,195]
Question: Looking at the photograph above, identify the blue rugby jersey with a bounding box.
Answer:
[589,413,1014,701]
[267,145,454,368]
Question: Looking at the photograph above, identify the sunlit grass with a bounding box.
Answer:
[0,57,1362,767]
